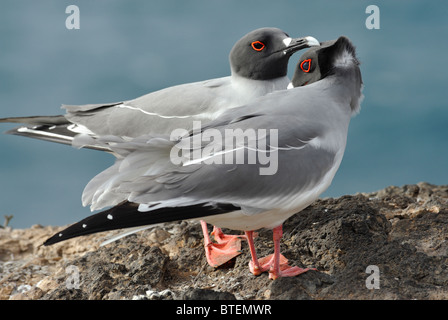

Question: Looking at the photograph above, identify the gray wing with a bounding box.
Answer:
[133,116,336,209]
[1,78,234,149]
[64,77,234,137]
[83,110,338,213]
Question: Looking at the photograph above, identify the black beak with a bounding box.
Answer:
[283,36,320,55]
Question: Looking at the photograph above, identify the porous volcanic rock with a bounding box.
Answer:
[1,182,447,300]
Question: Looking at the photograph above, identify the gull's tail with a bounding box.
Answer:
[0,115,111,152]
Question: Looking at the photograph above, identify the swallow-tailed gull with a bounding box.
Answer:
[0,28,319,267]
[43,36,363,279]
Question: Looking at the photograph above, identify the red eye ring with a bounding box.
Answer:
[251,41,265,51]
[300,59,312,73]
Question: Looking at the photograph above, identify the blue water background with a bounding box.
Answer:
[1,1,447,228]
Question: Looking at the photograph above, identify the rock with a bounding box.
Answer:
[127,246,168,286]
[36,277,59,293]
[268,271,334,299]
[181,288,236,300]
[0,182,447,300]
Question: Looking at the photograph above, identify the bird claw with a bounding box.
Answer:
[269,266,317,280]
[204,237,242,267]
[248,252,316,279]
[248,253,288,276]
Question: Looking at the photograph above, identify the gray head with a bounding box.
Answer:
[291,36,363,114]
[291,36,361,87]
[229,27,319,80]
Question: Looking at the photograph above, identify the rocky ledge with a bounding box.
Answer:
[1,182,447,300]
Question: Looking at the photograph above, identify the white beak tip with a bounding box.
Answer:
[305,36,320,47]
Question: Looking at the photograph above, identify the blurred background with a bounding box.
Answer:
[1,0,447,228]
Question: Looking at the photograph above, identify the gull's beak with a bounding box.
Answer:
[282,36,320,55]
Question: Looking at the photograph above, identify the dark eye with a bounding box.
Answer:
[300,59,312,72]
[251,41,265,51]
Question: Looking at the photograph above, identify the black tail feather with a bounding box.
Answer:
[44,201,239,246]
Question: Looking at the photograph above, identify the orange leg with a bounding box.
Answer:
[201,220,242,267]
[246,225,316,279]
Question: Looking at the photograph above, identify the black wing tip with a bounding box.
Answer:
[43,232,80,246]
[43,223,95,246]
[43,234,63,246]
[43,202,240,245]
